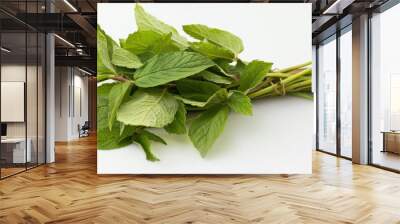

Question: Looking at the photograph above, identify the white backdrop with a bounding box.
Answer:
[97,3,313,174]
[98,3,311,68]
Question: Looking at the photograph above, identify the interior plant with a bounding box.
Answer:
[97,4,313,161]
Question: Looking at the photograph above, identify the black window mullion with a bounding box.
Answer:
[24,0,28,171]
[36,0,39,168]
[0,20,2,179]
[336,27,341,157]
[316,45,320,150]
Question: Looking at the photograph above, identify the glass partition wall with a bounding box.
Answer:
[317,35,337,155]
[339,27,352,159]
[370,3,400,171]
[0,3,46,179]
[316,26,353,159]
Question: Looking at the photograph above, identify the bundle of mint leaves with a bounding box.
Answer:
[97,4,312,161]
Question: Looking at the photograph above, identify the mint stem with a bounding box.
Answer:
[111,75,134,83]
[274,61,312,73]
[248,68,311,99]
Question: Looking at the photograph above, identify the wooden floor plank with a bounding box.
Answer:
[1,135,400,223]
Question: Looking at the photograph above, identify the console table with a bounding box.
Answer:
[1,138,32,164]
[381,131,400,154]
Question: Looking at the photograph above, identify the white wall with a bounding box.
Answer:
[55,66,69,141]
[54,67,89,141]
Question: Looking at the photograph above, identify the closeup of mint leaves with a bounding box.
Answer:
[97,4,312,161]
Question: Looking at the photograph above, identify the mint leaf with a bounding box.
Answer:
[97,83,116,111]
[117,88,179,128]
[125,32,180,62]
[175,88,228,108]
[190,41,235,61]
[119,38,126,48]
[108,82,133,130]
[176,79,220,101]
[98,83,133,149]
[189,105,230,157]
[134,52,215,88]
[227,90,252,115]
[239,60,273,92]
[149,33,180,55]
[133,132,160,162]
[135,4,188,49]
[183,24,244,55]
[141,130,167,145]
[198,70,232,85]
[125,30,163,55]
[165,102,187,134]
[97,25,116,74]
[111,47,143,69]
[115,67,136,77]
[98,123,132,149]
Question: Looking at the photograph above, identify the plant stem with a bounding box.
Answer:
[111,75,134,83]
[288,92,314,100]
[281,68,311,85]
[265,72,290,78]
[274,61,312,73]
[285,79,312,91]
[248,68,311,99]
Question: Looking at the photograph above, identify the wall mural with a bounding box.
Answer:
[97,3,313,174]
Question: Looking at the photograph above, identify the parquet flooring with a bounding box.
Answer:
[1,135,400,224]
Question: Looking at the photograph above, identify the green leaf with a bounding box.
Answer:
[115,66,136,76]
[142,130,167,145]
[98,83,116,109]
[175,88,228,108]
[135,4,188,49]
[108,82,133,130]
[98,123,133,149]
[133,132,160,162]
[190,41,235,61]
[176,79,220,101]
[165,102,187,134]
[207,62,234,78]
[117,88,179,128]
[134,52,215,88]
[111,47,143,69]
[189,105,230,157]
[119,124,136,142]
[149,33,180,55]
[125,30,164,55]
[223,59,247,76]
[98,83,134,149]
[199,70,232,85]
[227,91,252,115]
[97,25,116,74]
[239,60,273,93]
[125,32,180,62]
[183,24,244,55]
[119,38,127,48]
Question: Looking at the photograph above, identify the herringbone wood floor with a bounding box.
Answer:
[1,135,400,224]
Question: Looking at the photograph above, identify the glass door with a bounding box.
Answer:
[1,30,28,178]
[0,1,46,179]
